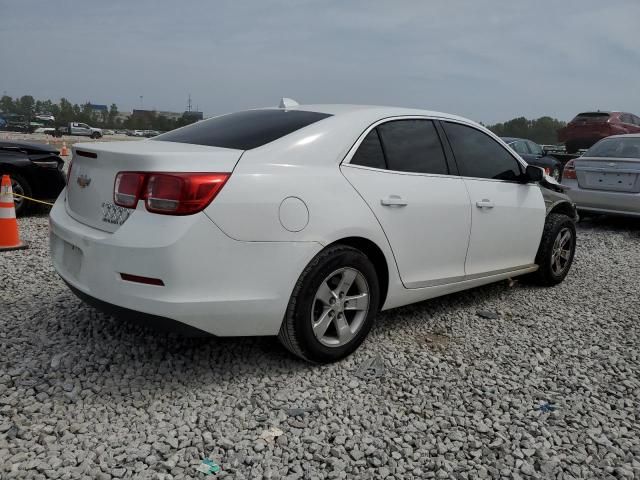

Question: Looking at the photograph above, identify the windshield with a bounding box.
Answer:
[585,137,640,158]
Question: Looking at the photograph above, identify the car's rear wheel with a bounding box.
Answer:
[529,213,576,286]
[91,132,101,139]
[278,245,380,363]
[8,173,31,216]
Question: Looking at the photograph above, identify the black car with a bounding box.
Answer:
[0,141,66,215]
[502,137,563,181]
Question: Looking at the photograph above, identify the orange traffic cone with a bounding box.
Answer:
[0,175,27,251]
[60,142,69,156]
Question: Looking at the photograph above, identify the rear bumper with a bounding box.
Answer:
[49,194,323,336]
[563,179,640,217]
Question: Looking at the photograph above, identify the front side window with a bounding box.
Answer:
[443,122,523,181]
[376,120,448,175]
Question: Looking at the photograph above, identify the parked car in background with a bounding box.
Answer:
[0,113,30,132]
[558,111,640,153]
[50,102,577,363]
[502,137,563,180]
[102,129,115,135]
[34,127,58,135]
[0,141,66,216]
[56,122,103,138]
[562,134,640,218]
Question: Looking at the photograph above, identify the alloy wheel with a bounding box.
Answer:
[311,267,370,347]
[551,227,573,275]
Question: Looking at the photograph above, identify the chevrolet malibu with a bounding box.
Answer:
[50,101,578,363]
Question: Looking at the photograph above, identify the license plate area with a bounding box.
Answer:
[51,232,84,278]
[582,171,638,192]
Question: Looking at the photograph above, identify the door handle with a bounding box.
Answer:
[381,195,408,207]
[476,199,495,209]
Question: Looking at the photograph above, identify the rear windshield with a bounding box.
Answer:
[585,137,640,158]
[571,112,610,124]
[152,109,332,150]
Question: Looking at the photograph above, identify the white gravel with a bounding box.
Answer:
[1,214,639,479]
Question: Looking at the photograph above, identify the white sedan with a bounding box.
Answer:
[50,100,577,362]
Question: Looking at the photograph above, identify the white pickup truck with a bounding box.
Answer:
[57,122,103,139]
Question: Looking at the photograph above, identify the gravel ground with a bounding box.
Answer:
[1,214,639,479]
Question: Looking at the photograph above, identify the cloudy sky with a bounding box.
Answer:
[1,0,639,123]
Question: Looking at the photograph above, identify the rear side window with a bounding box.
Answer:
[507,140,528,155]
[443,122,522,181]
[350,129,386,169]
[376,120,448,175]
[153,109,332,150]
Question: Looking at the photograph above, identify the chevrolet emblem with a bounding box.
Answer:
[77,174,91,188]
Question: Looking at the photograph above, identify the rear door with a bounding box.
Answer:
[441,121,545,276]
[341,118,471,288]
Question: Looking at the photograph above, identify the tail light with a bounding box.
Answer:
[113,172,230,215]
[114,172,145,207]
[563,159,577,179]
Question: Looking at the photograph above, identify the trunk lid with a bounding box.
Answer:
[66,140,242,232]
[575,156,640,193]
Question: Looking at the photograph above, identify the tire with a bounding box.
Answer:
[91,132,101,139]
[278,245,380,363]
[7,173,32,216]
[528,213,576,286]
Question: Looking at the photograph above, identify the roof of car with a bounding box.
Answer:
[603,133,640,138]
[273,104,477,125]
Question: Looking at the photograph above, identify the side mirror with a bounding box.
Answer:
[525,165,544,182]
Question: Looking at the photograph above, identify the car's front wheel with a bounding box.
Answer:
[529,213,576,286]
[278,245,380,363]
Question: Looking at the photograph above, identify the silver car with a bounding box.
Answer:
[562,134,640,217]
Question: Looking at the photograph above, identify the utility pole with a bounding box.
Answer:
[139,96,143,109]
[187,94,192,112]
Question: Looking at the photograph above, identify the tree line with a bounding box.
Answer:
[1,94,567,141]
[0,95,199,131]
[486,116,566,145]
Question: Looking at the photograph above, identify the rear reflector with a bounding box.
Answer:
[120,273,165,286]
[76,150,97,158]
[113,171,230,215]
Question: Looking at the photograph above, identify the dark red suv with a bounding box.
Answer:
[558,111,640,153]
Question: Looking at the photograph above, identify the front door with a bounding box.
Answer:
[341,119,471,288]
[441,121,546,276]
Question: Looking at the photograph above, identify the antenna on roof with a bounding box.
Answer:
[279,97,299,109]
